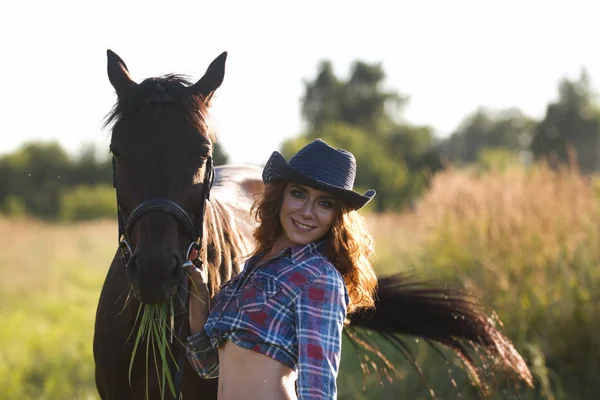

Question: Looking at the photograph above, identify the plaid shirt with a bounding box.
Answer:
[187,240,348,399]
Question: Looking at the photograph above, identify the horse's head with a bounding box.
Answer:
[105,50,226,304]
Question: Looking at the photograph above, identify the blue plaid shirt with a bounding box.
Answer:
[186,240,349,399]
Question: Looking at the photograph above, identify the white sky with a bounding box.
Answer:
[1,0,598,165]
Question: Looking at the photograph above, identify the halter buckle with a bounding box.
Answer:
[119,238,133,265]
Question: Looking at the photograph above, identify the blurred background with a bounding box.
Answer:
[1,0,599,398]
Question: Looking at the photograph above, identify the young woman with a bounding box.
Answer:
[186,138,378,400]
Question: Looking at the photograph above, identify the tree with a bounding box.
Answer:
[0,142,71,218]
[439,107,535,165]
[531,69,600,172]
[301,60,408,135]
[0,141,114,220]
[213,142,228,166]
[301,61,342,131]
[285,59,433,211]
[69,143,112,187]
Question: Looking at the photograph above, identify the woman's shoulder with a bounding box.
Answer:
[287,243,345,292]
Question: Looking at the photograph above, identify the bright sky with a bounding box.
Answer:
[1,0,598,165]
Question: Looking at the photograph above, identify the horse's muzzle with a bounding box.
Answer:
[127,252,183,304]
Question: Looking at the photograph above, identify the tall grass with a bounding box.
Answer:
[417,165,600,400]
[1,162,599,399]
[338,164,600,399]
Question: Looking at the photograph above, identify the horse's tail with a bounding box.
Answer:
[344,272,534,395]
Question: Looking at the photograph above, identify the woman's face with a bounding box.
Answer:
[276,182,338,248]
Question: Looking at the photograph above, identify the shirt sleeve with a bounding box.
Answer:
[295,267,348,400]
[186,329,219,379]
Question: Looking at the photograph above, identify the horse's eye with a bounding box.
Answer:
[110,145,122,158]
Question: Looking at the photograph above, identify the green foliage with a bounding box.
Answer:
[531,69,600,173]
[1,194,27,217]
[290,60,437,211]
[439,107,535,165]
[0,141,113,220]
[301,60,407,134]
[0,141,71,219]
[60,185,116,222]
[213,142,228,166]
[476,147,523,172]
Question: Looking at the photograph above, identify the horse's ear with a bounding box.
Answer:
[191,51,227,102]
[107,49,137,95]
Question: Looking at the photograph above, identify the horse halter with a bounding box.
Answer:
[112,155,215,269]
[111,87,216,270]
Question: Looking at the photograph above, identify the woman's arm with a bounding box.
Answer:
[186,267,219,379]
[295,268,348,400]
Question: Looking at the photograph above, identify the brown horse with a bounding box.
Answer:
[93,50,534,399]
[94,50,263,399]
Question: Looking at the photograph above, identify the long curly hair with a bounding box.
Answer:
[250,181,378,316]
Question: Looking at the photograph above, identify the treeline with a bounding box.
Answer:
[0,142,228,221]
[0,143,114,221]
[2,62,599,219]
[282,62,600,211]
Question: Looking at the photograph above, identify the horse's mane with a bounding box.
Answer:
[103,74,217,144]
[198,166,262,296]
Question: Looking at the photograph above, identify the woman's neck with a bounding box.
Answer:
[263,236,294,261]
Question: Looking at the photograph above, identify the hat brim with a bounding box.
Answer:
[262,151,375,210]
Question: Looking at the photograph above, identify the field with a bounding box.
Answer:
[1,164,599,399]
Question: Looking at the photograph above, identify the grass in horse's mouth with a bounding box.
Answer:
[129,300,178,400]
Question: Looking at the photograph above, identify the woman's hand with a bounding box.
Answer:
[188,263,210,335]
[188,263,209,298]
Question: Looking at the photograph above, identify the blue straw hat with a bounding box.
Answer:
[262,139,376,210]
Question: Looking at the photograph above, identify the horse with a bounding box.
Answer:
[93,50,534,400]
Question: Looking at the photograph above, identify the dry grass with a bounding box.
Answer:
[357,164,600,399]
[0,217,115,293]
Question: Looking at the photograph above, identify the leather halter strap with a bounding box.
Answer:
[113,155,214,264]
[126,198,196,242]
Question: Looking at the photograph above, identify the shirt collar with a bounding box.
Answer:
[248,240,327,269]
[286,239,326,263]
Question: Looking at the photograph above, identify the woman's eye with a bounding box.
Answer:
[291,190,304,198]
[319,201,333,208]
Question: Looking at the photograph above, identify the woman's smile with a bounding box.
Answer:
[291,218,316,232]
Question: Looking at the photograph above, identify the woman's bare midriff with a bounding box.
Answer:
[217,340,297,400]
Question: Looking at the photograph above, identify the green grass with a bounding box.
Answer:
[0,218,112,400]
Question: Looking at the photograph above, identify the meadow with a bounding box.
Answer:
[1,163,598,399]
